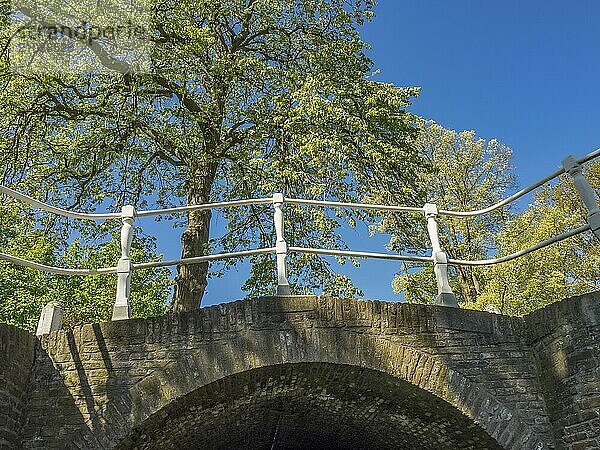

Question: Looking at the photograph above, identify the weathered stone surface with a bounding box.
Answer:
[117,363,503,450]
[0,292,598,449]
[0,324,36,449]
[525,292,600,450]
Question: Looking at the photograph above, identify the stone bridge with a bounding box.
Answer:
[1,293,599,449]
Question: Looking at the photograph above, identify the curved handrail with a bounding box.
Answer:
[439,148,600,218]
[577,147,600,165]
[0,252,118,275]
[0,185,120,221]
[0,185,273,220]
[438,168,563,218]
[448,224,590,266]
[0,249,277,276]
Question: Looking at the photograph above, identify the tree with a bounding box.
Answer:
[1,0,424,311]
[475,162,600,315]
[374,120,515,304]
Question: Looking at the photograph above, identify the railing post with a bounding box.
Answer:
[36,302,63,336]
[112,205,135,320]
[273,193,291,295]
[563,156,600,239]
[424,203,459,308]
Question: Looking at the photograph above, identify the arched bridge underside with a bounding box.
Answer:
[118,363,502,449]
[2,293,599,449]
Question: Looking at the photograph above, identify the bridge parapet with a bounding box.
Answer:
[0,325,36,448]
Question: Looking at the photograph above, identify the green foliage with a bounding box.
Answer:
[54,235,171,328]
[384,120,598,314]
[475,164,600,315]
[0,232,57,331]
[0,208,171,331]
[392,264,437,304]
[376,120,515,304]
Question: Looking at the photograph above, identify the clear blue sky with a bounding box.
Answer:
[147,1,600,306]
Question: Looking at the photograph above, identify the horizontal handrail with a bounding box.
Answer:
[136,198,273,217]
[0,252,118,275]
[448,224,590,266]
[285,198,424,213]
[288,247,433,263]
[133,248,276,269]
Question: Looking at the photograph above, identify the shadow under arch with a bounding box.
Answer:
[116,362,503,450]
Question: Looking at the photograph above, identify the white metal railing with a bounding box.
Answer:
[1,149,599,330]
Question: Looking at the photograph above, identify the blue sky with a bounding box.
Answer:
[363,0,600,181]
[148,1,600,306]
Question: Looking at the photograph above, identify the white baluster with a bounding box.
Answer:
[273,193,291,295]
[563,156,600,239]
[424,203,458,307]
[112,205,135,320]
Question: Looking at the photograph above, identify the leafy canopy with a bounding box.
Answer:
[476,163,600,315]
[1,0,425,318]
[373,120,515,304]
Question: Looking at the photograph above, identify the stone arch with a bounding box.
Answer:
[117,362,503,450]
[116,328,543,449]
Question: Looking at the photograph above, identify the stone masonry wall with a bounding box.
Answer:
[1,293,599,449]
[0,324,36,449]
[20,296,553,449]
[526,292,600,450]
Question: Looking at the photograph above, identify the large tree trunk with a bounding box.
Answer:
[171,160,218,312]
